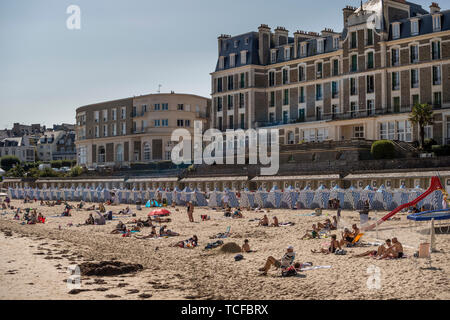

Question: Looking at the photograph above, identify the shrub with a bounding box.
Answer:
[39,167,62,178]
[423,138,437,152]
[7,165,25,178]
[0,155,21,171]
[50,160,63,169]
[432,145,450,157]
[371,140,396,160]
[67,166,83,177]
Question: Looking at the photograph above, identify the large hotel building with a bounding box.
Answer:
[75,93,210,167]
[211,0,450,145]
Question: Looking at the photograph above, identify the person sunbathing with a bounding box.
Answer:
[223,205,232,217]
[86,205,96,211]
[61,207,71,217]
[37,212,45,223]
[351,239,392,258]
[258,246,295,276]
[258,215,269,227]
[311,234,342,254]
[331,216,338,230]
[317,218,332,231]
[98,203,106,213]
[271,216,279,227]
[379,237,403,259]
[28,211,37,225]
[136,217,153,228]
[301,224,320,240]
[172,235,198,248]
[111,221,127,234]
[340,228,354,246]
[135,226,158,239]
[118,206,131,215]
[159,225,179,237]
[40,200,44,206]
[77,201,85,210]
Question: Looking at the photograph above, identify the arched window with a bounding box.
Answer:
[143,143,151,161]
[98,146,106,163]
[116,144,123,162]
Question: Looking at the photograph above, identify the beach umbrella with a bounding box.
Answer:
[148,209,171,217]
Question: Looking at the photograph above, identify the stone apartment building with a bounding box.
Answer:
[0,137,35,163]
[211,0,450,146]
[75,93,211,167]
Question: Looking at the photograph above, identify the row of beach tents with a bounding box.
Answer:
[6,184,444,211]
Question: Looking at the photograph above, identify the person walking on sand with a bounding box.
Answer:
[187,201,194,222]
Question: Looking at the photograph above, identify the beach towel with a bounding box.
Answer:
[300,265,332,271]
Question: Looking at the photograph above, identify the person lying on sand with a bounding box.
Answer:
[94,211,106,225]
[301,224,320,240]
[136,217,153,228]
[135,226,158,239]
[270,216,279,227]
[317,218,333,231]
[351,239,391,258]
[86,205,96,211]
[311,234,342,254]
[159,225,179,237]
[111,221,127,234]
[258,246,295,276]
[378,238,403,259]
[223,205,232,217]
[172,235,198,248]
[118,206,131,215]
[258,215,269,227]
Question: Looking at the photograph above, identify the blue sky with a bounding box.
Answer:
[0,0,433,128]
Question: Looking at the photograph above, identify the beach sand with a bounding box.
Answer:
[1,200,449,300]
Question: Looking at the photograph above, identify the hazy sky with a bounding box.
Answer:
[0,0,432,128]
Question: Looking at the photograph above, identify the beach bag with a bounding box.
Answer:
[281,266,298,277]
[335,249,347,255]
[234,254,244,261]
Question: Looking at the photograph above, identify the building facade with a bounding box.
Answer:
[211,0,450,146]
[0,137,35,163]
[75,93,211,167]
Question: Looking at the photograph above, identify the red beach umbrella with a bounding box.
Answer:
[148,209,171,217]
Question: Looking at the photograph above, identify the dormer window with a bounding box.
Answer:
[392,23,400,39]
[333,36,340,49]
[317,39,324,54]
[234,40,239,48]
[300,43,307,57]
[432,14,441,31]
[244,37,249,45]
[219,56,225,69]
[240,50,247,65]
[271,49,277,63]
[411,19,419,36]
[229,54,236,67]
[284,47,291,60]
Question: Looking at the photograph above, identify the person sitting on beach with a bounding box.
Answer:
[1,202,6,210]
[258,215,269,227]
[118,206,131,215]
[85,213,95,225]
[311,234,342,254]
[258,246,295,276]
[103,210,113,221]
[223,205,232,217]
[39,200,44,206]
[61,207,71,217]
[77,201,85,210]
[340,228,354,246]
[159,225,179,237]
[317,218,332,231]
[331,216,338,230]
[351,239,392,258]
[301,224,320,240]
[379,237,403,259]
[232,208,243,219]
[13,212,20,220]
[28,211,37,224]
[271,216,279,227]
[37,212,45,224]
[242,239,255,253]
[409,204,420,213]
[98,203,106,213]
[136,217,153,228]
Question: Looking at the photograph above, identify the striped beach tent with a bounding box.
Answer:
[239,190,255,208]
[254,189,268,208]
[266,186,282,208]
[280,186,298,209]
[223,188,239,207]
[208,189,222,207]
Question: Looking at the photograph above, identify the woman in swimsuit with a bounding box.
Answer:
[311,234,341,254]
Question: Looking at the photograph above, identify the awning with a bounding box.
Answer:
[180,176,248,182]
[251,174,340,181]
[344,171,450,180]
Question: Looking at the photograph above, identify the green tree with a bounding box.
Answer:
[0,155,21,172]
[409,103,434,150]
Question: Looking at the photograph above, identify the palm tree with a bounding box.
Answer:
[409,103,434,150]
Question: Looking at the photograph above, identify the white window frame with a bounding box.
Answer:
[392,23,400,40]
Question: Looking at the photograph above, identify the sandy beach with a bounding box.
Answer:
[1,199,449,300]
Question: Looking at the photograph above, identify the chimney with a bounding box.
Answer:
[343,6,357,28]
[274,26,289,47]
[217,34,231,55]
[321,28,338,37]
[430,2,440,14]
[258,24,271,65]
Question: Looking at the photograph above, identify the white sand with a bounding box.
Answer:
[1,200,449,300]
